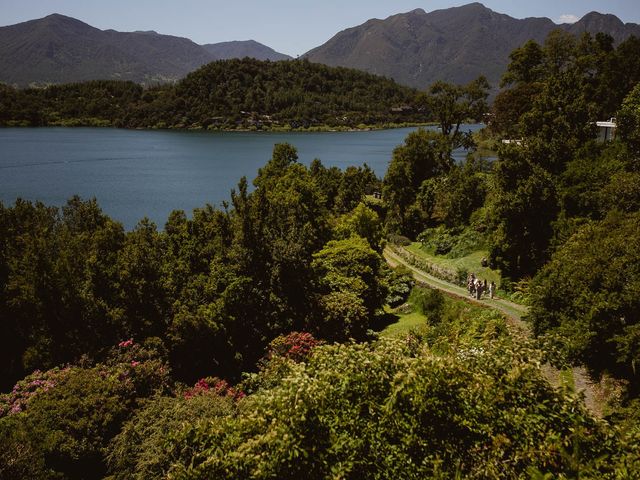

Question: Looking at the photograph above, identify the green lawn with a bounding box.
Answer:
[405,243,503,287]
[379,310,428,337]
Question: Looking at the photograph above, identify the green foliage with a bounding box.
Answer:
[430,157,489,228]
[617,82,640,158]
[0,339,170,479]
[0,59,422,129]
[492,32,640,155]
[408,286,445,323]
[419,76,490,146]
[383,128,453,236]
[382,265,414,308]
[334,202,382,250]
[529,211,640,386]
[0,197,126,388]
[312,236,386,340]
[487,146,559,279]
[418,225,487,258]
[165,337,621,479]
[107,394,235,480]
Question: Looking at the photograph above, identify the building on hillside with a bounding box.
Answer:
[596,118,617,142]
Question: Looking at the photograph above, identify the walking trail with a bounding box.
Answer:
[384,246,603,417]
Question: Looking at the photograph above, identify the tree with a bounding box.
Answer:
[383,129,453,236]
[529,211,640,384]
[334,164,380,214]
[421,76,490,147]
[430,157,488,228]
[312,236,386,339]
[501,40,545,87]
[487,147,559,279]
[617,82,640,158]
[334,202,382,251]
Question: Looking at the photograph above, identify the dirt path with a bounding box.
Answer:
[384,246,602,417]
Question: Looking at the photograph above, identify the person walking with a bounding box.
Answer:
[489,281,496,299]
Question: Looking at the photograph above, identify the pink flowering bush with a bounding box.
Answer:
[0,367,70,417]
[0,337,172,479]
[266,331,323,363]
[184,377,245,401]
[242,332,324,394]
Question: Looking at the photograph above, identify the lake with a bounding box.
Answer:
[0,125,482,229]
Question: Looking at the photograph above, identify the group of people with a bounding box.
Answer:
[467,273,496,300]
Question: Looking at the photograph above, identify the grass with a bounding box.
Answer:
[405,243,502,287]
[379,311,428,337]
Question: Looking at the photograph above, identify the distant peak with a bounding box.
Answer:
[458,2,490,10]
[44,13,79,22]
[577,11,625,27]
[39,13,92,28]
[407,8,426,15]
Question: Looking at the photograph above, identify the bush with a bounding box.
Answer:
[107,394,235,480]
[529,212,640,383]
[387,234,412,246]
[383,265,414,308]
[0,340,171,479]
[164,339,621,479]
[409,286,445,323]
[418,225,487,258]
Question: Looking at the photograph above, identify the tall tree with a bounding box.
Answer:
[487,147,559,279]
[421,76,490,147]
[383,129,453,236]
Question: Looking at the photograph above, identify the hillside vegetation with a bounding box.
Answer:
[0,58,422,130]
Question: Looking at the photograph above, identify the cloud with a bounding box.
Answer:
[557,14,579,24]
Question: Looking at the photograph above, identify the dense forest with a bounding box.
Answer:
[2,31,640,479]
[0,58,427,130]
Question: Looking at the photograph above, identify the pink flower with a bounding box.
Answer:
[130,361,140,367]
[118,339,134,348]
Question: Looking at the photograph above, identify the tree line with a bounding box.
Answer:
[0,58,428,130]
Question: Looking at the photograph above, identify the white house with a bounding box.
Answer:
[596,118,617,142]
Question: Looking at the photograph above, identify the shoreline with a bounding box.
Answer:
[0,121,438,132]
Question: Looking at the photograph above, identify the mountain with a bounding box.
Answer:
[304,3,640,90]
[203,40,291,61]
[0,14,290,87]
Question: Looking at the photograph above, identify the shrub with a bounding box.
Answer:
[387,233,411,246]
[165,339,620,479]
[409,286,445,323]
[383,265,414,308]
[107,394,235,480]
[0,340,171,479]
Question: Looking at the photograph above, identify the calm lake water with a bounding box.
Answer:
[0,125,482,229]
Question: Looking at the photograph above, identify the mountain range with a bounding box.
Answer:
[304,2,640,89]
[1,3,639,89]
[0,14,291,86]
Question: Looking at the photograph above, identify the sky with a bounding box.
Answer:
[1,0,639,57]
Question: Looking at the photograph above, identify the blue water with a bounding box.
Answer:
[0,125,482,229]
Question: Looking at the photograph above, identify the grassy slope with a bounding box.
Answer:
[405,243,502,286]
[379,310,428,337]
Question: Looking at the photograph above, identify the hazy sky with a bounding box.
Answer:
[1,1,639,56]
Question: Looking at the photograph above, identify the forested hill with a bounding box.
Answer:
[0,58,423,129]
